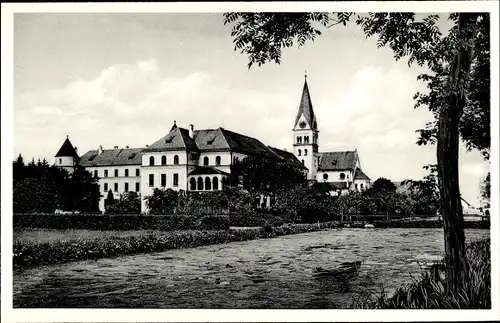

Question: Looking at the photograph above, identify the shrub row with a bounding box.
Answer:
[14,213,229,231]
[367,219,490,229]
[13,221,342,269]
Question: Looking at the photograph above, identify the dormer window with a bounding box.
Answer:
[207,137,215,145]
[165,136,174,144]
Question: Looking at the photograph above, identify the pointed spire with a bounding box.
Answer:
[55,136,79,157]
[294,74,317,130]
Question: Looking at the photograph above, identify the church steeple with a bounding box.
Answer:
[294,73,317,130]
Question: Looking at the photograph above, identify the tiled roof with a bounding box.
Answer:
[143,127,198,152]
[318,151,357,171]
[294,79,317,130]
[193,128,231,151]
[55,137,79,158]
[219,128,277,158]
[268,147,308,170]
[354,168,370,180]
[188,167,230,176]
[78,148,143,166]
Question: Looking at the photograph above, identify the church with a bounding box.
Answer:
[54,77,371,213]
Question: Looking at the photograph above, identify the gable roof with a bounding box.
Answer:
[354,168,370,180]
[219,128,277,158]
[78,148,143,166]
[268,147,308,170]
[318,151,357,171]
[193,128,231,151]
[143,127,198,153]
[294,79,317,130]
[55,137,79,158]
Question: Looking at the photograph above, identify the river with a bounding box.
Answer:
[13,228,489,308]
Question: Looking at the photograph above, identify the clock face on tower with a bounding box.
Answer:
[299,121,307,129]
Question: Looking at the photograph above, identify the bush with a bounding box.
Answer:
[352,240,491,309]
[13,213,199,231]
[197,215,230,230]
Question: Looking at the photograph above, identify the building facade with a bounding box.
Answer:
[54,77,370,213]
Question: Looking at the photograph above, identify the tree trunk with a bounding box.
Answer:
[437,13,478,293]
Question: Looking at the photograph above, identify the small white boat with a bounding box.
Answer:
[364,224,375,228]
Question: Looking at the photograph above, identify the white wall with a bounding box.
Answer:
[353,179,370,191]
[316,170,354,183]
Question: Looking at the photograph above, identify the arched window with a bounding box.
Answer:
[161,156,167,165]
[149,156,155,166]
[304,149,308,156]
[197,177,203,190]
[203,156,209,166]
[190,177,196,190]
[298,149,301,156]
[355,183,358,190]
[205,177,211,190]
[213,177,219,190]
[173,155,179,165]
[215,156,221,166]
[59,158,62,164]
[340,173,346,180]
[323,173,328,180]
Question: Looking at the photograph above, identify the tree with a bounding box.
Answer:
[106,191,141,214]
[144,188,179,215]
[480,172,490,209]
[223,12,489,293]
[371,177,397,193]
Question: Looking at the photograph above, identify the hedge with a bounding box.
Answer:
[13,213,229,231]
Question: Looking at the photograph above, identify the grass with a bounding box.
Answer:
[351,239,491,309]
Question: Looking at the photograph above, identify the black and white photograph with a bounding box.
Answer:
[1,1,498,322]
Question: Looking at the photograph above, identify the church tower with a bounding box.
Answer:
[54,135,79,174]
[293,74,319,180]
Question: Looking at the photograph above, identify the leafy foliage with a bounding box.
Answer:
[13,155,101,213]
[371,177,397,193]
[144,188,179,215]
[480,172,490,208]
[106,191,141,214]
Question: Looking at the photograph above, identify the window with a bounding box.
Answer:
[125,169,129,177]
[340,173,346,180]
[161,156,167,166]
[125,183,129,192]
[360,183,364,190]
[173,173,179,186]
[135,182,140,192]
[213,177,219,190]
[149,156,155,166]
[149,174,154,187]
[173,155,179,165]
[304,136,309,144]
[136,168,140,177]
[114,169,119,177]
[114,183,118,192]
[298,149,301,156]
[59,158,62,164]
[296,136,302,144]
[323,173,328,180]
[215,156,221,166]
[355,183,358,190]
[203,156,209,166]
[104,170,108,178]
[161,174,166,187]
[205,177,211,190]
[190,178,196,190]
[104,183,108,192]
[197,177,203,190]
[304,149,308,156]
[94,170,98,178]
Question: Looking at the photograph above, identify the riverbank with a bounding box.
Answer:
[14,222,340,269]
[353,239,491,309]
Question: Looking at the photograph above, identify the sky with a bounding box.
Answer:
[13,13,490,206]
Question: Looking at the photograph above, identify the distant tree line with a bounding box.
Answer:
[13,154,101,213]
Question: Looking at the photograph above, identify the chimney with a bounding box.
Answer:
[114,145,118,149]
[98,145,103,155]
[74,146,78,154]
[189,124,194,138]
